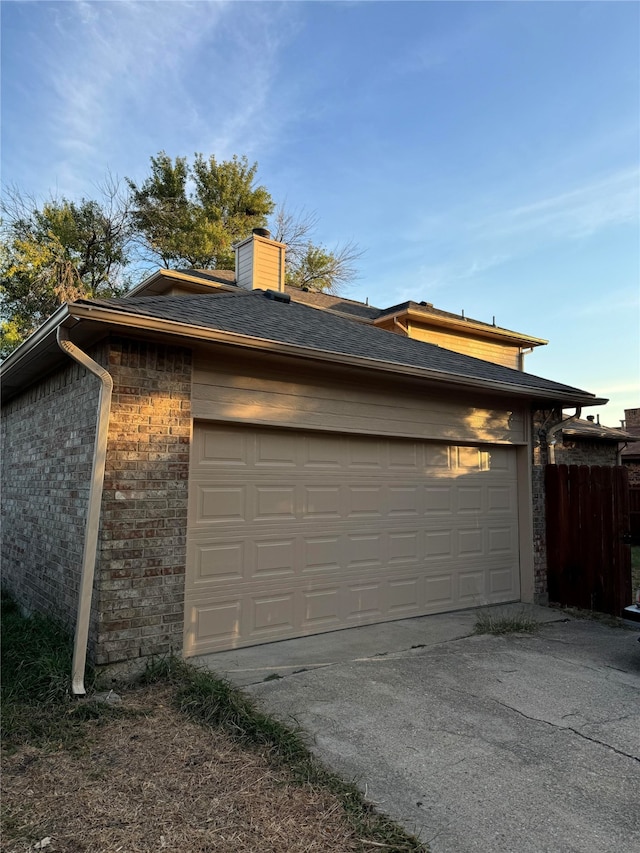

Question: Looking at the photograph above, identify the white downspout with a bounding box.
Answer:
[392,315,409,335]
[519,347,534,371]
[56,327,113,696]
[546,407,582,464]
[617,442,628,466]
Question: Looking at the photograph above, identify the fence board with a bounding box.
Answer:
[629,486,640,540]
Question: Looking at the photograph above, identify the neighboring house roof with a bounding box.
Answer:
[560,418,636,442]
[621,438,640,461]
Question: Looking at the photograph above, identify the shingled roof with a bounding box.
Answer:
[76,289,597,402]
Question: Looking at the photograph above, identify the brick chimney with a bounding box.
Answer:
[235,229,286,292]
[624,408,640,428]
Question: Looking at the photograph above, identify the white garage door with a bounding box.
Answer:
[184,423,520,656]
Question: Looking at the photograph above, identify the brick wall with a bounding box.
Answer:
[625,408,640,428]
[1,356,102,639]
[553,439,618,466]
[2,337,193,668]
[621,408,640,485]
[531,410,555,603]
[625,463,640,487]
[96,339,192,666]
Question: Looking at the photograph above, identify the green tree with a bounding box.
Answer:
[130,153,362,292]
[128,153,274,269]
[0,183,131,357]
[1,153,363,358]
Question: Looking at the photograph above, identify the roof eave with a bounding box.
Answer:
[127,268,238,297]
[374,306,548,347]
[68,304,605,405]
[1,301,604,409]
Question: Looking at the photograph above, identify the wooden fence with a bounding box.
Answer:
[545,465,631,615]
[629,485,640,541]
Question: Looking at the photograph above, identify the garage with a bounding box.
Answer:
[184,422,520,656]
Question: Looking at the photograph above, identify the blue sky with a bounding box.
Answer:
[2,0,639,424]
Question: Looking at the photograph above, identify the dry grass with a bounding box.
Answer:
[1,596,425,853]
[473,607,539,636]
[2,685,380,853]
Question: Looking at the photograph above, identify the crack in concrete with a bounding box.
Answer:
[246,631,480,687]
[489,697,640,763]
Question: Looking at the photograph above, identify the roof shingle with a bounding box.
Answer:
[77,290,596,401]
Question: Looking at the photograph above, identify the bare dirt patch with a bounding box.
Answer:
[2,685,367,852]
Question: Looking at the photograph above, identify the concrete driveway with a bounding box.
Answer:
[195,605,640,853]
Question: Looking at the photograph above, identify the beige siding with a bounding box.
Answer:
[191,350,526,445]
[184,423,520,655]
[236,237,285,291]
[407,325,521,369]
[253,241,285,291]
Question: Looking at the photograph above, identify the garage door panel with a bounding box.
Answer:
[424,574,454,606]
[253,538,297,578]
[191,539,245,582]
[303,486,342,518]
[346,583,383,620]
[251,592,296,636]
[425,486,452,513]
[255,486,297,520]
[458,528,484,556]
[490,566,518,595]
[389,486,421,516]
[185,424,521,655]
[388,531,420,564]
[255,432,299,467]
[199,428,248,467]
[303,435,344,468]
[459,570,486,601]
[348,485,383,517]
[488,526,514,554]
[488,485,513,512]
[302,587,343,629]
[387,576,422,615]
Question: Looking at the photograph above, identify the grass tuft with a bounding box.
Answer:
[474,608,539,636]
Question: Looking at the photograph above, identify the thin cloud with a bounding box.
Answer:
[474,168,640,243]
[573,289,640,318]
[30,1,295,195]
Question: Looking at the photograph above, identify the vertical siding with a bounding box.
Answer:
[236,237,285,291]
[235,240,255,290]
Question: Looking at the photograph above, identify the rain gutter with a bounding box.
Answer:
[56,327,113,696]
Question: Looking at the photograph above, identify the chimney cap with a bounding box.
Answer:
[252,227,271,239]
